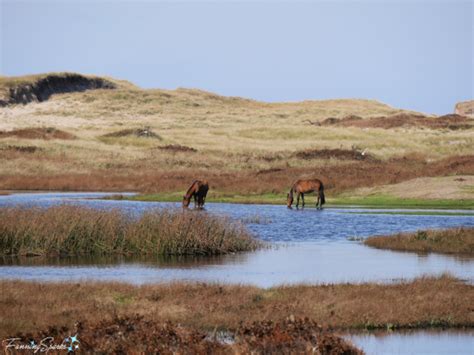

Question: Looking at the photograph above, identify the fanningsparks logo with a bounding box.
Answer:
[2,334,80,353]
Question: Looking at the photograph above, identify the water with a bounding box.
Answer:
[346,330,474,355]
[0,192,473,286]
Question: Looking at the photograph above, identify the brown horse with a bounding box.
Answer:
[183,180,209,208]
[287,179,325,209]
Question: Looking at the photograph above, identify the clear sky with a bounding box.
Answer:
[1,0,472,114]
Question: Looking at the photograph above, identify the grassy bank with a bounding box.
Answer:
[364,227,474,255]
[115,192,474,209]
[0,206,261,256]
[0,276,472,341]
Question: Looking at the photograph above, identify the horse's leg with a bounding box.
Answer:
[316,192,320,210]
[296,192,300,209]
[301,193,305,208]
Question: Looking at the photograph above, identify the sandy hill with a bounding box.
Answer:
[0,72,472,197]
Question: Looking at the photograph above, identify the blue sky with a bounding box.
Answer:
[1,0,472,114]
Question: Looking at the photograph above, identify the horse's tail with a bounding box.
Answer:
[320,183,326,205]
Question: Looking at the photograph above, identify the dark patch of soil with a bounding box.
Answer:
[102,127,161,139]
[321,115,363,126]
[0,145,42,153]
[295,148,377,162]
[256,167,284,175]
[12,315,362,354]
[0,127,76,140]
[321,113,473,130]
[157,144,197,153]
[0,73,116,106]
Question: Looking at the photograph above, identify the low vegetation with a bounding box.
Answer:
[364,227,474,255]
[0,275,471,341]
[7,316,362,354]
[0,206,261,256]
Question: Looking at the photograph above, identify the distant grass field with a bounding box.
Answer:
[0,72,473,202]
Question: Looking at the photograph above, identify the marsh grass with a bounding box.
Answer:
[0,205,261,256]
[364,227,474,255]
[0,275,472,339]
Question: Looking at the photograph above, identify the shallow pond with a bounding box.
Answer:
[346,329,474,355]
[0,192,473,286]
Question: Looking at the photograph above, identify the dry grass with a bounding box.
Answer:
[364,227,474,255]
[0,205,261,256]
[0,155,472,198]
[0,275,472,340]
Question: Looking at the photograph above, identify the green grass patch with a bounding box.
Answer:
[113,192,474,210]
[329,195,474,209]
[343,211,474,216]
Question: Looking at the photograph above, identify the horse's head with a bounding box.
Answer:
[286,193,293,208]
[182,196,191,208]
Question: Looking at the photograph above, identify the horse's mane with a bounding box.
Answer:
[184,180,198,198]
[288,182,297,199]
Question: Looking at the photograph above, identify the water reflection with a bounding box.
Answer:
[0,252,250,268]
[346,329,474,355]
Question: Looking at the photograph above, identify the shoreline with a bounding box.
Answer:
[2,189,472,210]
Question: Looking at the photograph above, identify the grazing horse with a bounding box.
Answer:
[287,179,325,209]
[183,180,209,208]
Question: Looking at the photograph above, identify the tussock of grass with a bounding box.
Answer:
[364,227,474,255]
[0,206,261,256]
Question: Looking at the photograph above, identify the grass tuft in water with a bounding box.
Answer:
[0,205,262,257]
[364,227,474,255]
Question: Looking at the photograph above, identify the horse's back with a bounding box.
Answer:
[295,178,323,193]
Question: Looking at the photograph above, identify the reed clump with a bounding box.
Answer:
[364,227,474,255]
[0,206,261,256]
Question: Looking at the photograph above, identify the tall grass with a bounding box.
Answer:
[0,206,261,256]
